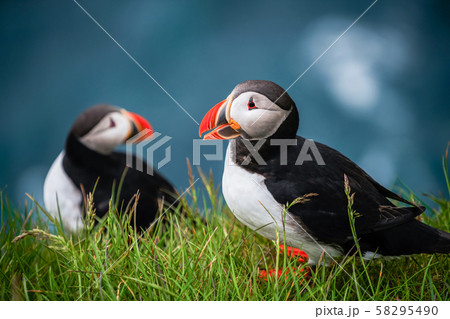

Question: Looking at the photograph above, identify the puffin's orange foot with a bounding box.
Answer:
[259,268,284,280]
[258,267,309,281]
[258,245,309,281]
[279,244,308,263]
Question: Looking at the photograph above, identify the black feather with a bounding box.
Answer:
[63,133,177,228]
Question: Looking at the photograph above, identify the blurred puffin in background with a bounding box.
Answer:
[199,80,450,271]
[44,104,177,232]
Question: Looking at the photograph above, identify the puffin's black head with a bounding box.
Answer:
[199,80,299,140]
[69,104,153,154]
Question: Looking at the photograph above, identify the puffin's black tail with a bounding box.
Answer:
[361,219,450,256]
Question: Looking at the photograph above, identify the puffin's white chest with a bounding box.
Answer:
[222,145,299,242]
[223,161,283,241]
[43,152,83,232]
[221,144,343,264]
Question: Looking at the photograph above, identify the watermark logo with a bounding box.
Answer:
[193,138,325,166]
[126,129,172,175]
[127,132,325,176]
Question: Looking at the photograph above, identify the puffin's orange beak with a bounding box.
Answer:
[123,110,154,142]
[199,96,241,140]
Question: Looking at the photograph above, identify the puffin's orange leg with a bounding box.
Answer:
[258,266,309,281]
[279,244,308,263]
[258,245,309,281]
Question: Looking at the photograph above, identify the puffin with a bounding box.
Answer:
[44,104,177,232]
[199,80,450,266]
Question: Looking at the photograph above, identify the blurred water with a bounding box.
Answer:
[0,0,449,207]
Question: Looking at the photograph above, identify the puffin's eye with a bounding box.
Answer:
[248,97,257,110]
[109,118,116,128]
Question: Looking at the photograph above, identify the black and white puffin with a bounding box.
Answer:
[44,104,177,232]
[199,80,450,265]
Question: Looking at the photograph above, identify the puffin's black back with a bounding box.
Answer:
[63,133,177,228]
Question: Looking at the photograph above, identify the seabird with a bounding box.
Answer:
[199,80,450,266]
[44,104,176,232]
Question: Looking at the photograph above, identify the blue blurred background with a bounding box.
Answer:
[1,0,449,207]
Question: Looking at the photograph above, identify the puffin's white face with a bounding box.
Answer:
[71,105,153,155]
[80,111,134,154]
[228,92,290,140]
[199,90,292,141]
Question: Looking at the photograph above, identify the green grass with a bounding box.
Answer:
[1,159,449,301]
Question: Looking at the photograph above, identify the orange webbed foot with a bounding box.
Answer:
[279,244,308,263]
[258,266,309,281]
[258,245,310,281]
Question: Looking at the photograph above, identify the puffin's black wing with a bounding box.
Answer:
[112,152,179,208]
[255,136,424,244]
[63,134,177,228]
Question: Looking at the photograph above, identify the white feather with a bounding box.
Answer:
[43,152,83,232]
[230,92,290,139]
[80,112,131,154]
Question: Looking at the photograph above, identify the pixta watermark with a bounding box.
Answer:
[193,138,325,166]
[126,130,325,175]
